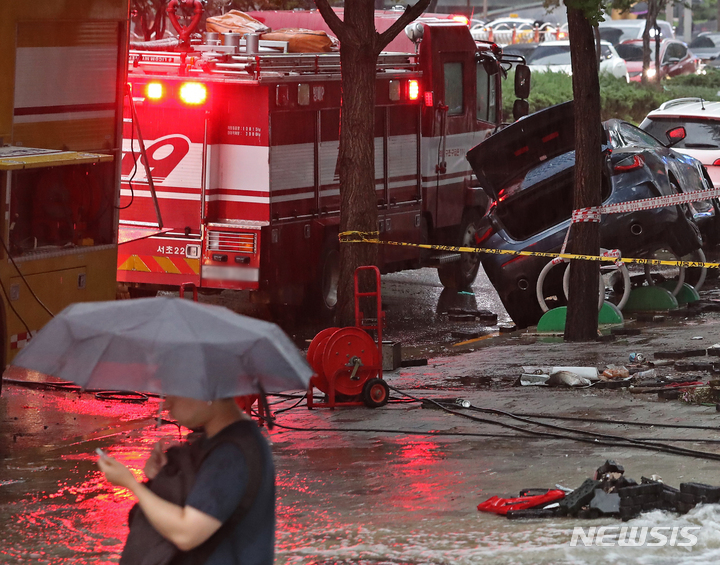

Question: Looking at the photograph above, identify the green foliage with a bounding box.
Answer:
[503,68,720,124]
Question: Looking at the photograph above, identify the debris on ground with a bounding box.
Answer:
[477,460,720,521]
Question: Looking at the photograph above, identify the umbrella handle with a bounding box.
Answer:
[255,381,274,430]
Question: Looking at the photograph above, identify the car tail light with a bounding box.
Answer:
[408,80,420,101]
[424,91,434,107]
[713,159,720,166]
[179,82,207,105]
[614,155,644,172]
[146,82,163,100]
[474,226,493,246]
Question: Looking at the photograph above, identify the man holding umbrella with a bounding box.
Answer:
[98,395,275,564]
[11,297,313,565]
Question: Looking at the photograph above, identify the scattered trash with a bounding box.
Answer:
[602,366,630,380]
[633,368,656,379]
[519,374,550,386]
[552,367,599,381]
[547,371,592,387]
[681,387,718,405]
[628,353,646,364]
[477,460,720,521]
[477,488,566,515]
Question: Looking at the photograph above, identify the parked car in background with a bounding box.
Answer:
[640,98,720,194]
[526,40,629,81]
[615,39,701,81]
[598,18,674,44]
[502,42,541,65]
[466,101,706,328]
[689,33,720,63]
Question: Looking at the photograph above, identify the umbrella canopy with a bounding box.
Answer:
[11,297,312,400]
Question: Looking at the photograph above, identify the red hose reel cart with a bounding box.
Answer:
[306,266,390,409]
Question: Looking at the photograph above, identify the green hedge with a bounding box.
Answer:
[502,68,720,124]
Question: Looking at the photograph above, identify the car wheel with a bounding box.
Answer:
[437,210,482,290]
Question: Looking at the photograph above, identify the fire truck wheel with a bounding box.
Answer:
[308,240,340,317]
[362,378,389,408]
[437,210,482,290]
[127,287,158,299]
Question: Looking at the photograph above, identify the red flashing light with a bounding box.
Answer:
[614,154,644,172]
[474,226,493,246]
[424,91,434,107]
[146,82,163,100]
[179,82,207,105]
[408,80,420,101]
[452,15,469,25]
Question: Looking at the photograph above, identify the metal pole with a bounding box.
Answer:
[127,85,163,229]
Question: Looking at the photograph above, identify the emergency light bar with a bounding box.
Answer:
[180,82,208,105]
[146,82,163,100]
[142,81,208,105]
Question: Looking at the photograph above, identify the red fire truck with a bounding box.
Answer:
[118,11,529,316]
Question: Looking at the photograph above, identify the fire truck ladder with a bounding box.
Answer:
[124,84,164,229]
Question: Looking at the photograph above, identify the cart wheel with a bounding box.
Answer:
[362,378,389,408]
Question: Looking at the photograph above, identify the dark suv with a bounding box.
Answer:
[466,101,706,328]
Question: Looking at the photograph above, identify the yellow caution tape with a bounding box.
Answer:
[338,231,718,269]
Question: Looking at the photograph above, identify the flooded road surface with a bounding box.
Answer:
[194,266,513,357]
[2,382,720,565]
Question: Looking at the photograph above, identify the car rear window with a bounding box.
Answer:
[527,45,571,65]
[495,152,611,241]
[641,118,720,149]
[615,43,656,61]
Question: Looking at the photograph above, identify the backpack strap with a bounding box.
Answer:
[179,422,264,565]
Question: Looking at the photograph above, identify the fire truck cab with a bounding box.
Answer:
[119,13,529,315]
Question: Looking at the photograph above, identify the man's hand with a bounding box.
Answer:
[144,440,169,480]
[97,455,138,489]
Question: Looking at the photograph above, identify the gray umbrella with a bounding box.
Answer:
[11,297,312,400]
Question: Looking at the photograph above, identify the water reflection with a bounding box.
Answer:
[4,385,718,564]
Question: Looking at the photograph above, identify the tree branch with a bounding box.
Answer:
[376,0,433,54]
[314,0,347,42]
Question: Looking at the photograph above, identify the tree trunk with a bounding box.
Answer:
[314,0,431,326]
[336,25,379,325]
[564,7,602,342]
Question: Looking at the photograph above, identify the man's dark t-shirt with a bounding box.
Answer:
[184,420,275,565]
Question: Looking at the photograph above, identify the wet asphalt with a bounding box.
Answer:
[2,265,720,563]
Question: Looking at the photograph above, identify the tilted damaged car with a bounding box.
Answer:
[466,101,708,328]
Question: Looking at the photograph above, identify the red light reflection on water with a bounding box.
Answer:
[0,385,188,565]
